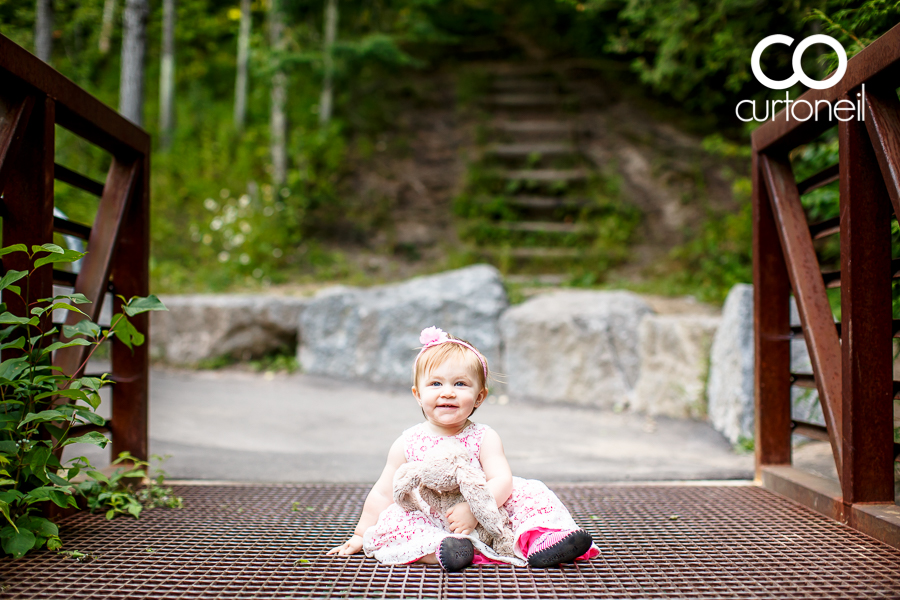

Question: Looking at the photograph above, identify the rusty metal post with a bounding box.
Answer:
[753,149,792,474]
[1,94,54,325]
[838,90,895,506]
[109,154,149,462]
[0,89,35,200]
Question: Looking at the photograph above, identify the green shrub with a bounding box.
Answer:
[0,244,169,559]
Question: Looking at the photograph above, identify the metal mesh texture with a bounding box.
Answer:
[2,483,900,599]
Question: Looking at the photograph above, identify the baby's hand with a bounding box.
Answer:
[446,502,478,535]
[327,535,363,556]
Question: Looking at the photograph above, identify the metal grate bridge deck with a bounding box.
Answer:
[2,483,900,599]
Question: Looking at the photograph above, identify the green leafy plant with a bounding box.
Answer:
[77,452,183,520]
[0,243,167,559]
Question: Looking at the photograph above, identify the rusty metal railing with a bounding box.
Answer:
[0,34,150,462]
[752,23,900,548]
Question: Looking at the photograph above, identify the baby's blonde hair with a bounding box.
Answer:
[412,335,489,392]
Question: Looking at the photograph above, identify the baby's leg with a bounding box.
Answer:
[362,503,450,565]
[503,478,599,564]
[504,478,582,535]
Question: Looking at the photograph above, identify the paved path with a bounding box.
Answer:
[71,367,754,483]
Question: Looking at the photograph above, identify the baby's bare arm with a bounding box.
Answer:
[327,437,406,556]
[479,429,513,507]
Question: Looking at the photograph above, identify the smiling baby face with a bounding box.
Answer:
[412,351,487,435]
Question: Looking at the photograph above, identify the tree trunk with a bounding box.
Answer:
[318,0,338,126]
[234,0,251,132]
[158,0,175,148]
[34,0,53,63]
[268,0,287,185]
[99,0,116,54]
[119,0,149,126]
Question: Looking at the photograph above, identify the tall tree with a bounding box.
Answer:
[268,0,287,185]
[234,0,252,132]
[119,0,149,126]
[159,0,176,148]
[318,0,338,125]
[99,0,116,54]
[34,0,53,63]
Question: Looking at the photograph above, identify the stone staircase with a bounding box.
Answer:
[454,65,636,285]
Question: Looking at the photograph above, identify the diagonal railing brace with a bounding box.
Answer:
[760,153,843,475]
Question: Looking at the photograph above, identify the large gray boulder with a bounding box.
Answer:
[707,284,754,444]
[790,327,825,426]
[631,314,721,419]
[299,265,507,386]
[499,291,653,407]
[150,295,308,365]
[706,285,830,445]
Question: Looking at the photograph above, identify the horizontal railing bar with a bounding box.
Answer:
[52,269,77,286]
[797,164,839,195]
[822,270,842,288]
[52,322,111,336]
[53,216,92,240]
[809,216,840,240]
[0,34,149,156]
[54,163,104,196]
[83,373,115,381]
[792,372,900,398]
[66,422,109,438]
[791,420,830,442]
[792,420,900,458]
[790,320,900,339]
[820,257,900,288]
[790,373,817,388]
[752,22,900,153]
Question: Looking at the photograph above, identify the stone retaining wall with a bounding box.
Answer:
[298,265,507,386]
[150,295,307,365]
[151,266,772,445]
[500,290,651,408]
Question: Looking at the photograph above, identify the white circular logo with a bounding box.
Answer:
[751,34,847,90]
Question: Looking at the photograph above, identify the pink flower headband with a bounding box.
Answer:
[414,326,487,379]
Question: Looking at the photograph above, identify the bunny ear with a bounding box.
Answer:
[393,463,422,512]
[456,465,505,538]
[419,486,443,512]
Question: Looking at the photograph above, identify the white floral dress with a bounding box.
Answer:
[362,421,600,566]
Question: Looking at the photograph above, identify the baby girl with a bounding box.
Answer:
[327,326,599,571]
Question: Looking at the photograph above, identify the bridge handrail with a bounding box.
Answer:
[0,33,150,463]
[752,23,900,548]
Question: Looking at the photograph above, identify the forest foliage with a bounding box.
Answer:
[0,0,898,299]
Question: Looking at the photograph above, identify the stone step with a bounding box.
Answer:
[491,120,575,135]
[491,79,558,93]
[503,196,592,209]
[508,247,580,258]
[485,64,557,78]
[494,221,580,233]
[480,246,581,259]
[484,143,577,158]
[502,168,589,182]
[486,94,573,107]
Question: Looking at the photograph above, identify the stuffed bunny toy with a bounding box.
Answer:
[393,439,517,558]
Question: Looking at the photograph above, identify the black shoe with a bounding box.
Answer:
[527,529,593,568]
[437,537,474,572]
